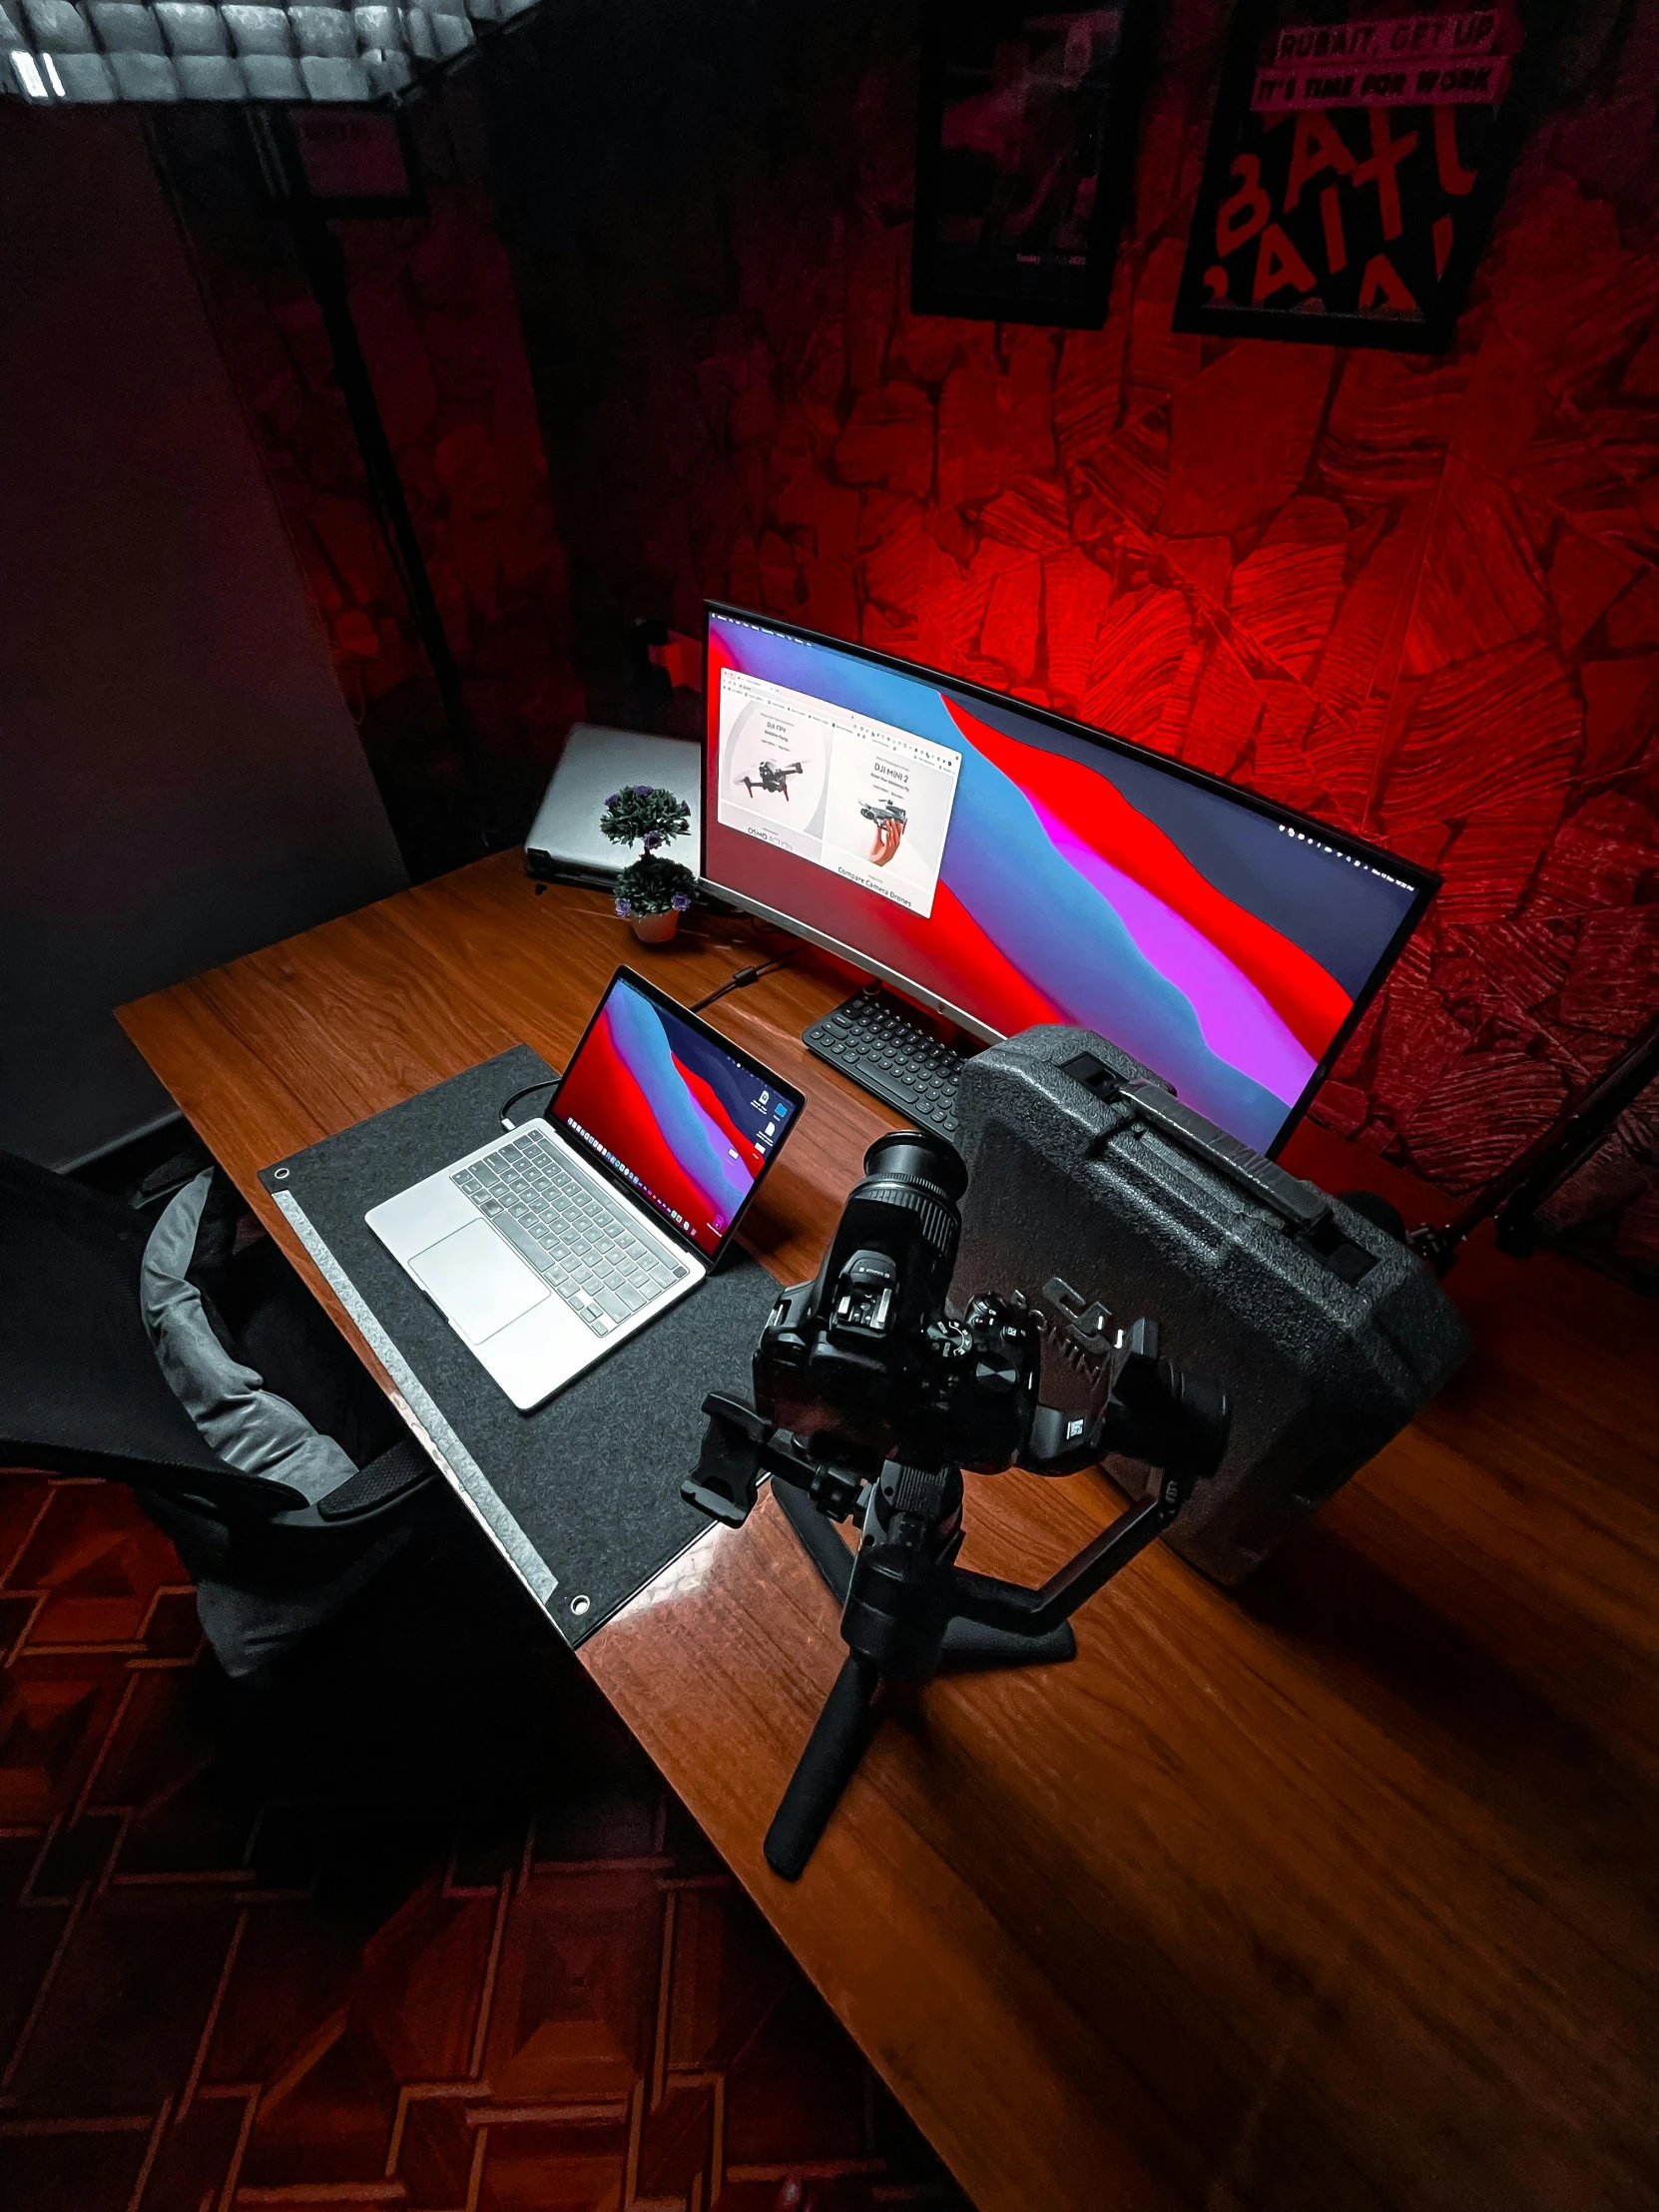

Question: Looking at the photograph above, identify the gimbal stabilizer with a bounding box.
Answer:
[686,1303,1228,1880]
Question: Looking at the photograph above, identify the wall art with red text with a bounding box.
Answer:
[1175,3,1547,349]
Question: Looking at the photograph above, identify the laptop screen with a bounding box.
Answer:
[550,968,804,1259]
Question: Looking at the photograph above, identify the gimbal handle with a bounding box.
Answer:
[685,1393,1208,1644]
[684,1388,1226,1884]
[683,1395,866,1529]
[757,1462,1193,1883]
[947,1470,1187,1639]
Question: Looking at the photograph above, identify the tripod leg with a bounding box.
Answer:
[773,1476,854,1604]
[938,1614,1077,1670]
[764,1655,881,1881]
[774,1480,1076,1666]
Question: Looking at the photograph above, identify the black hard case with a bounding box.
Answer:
[949,1026,1472,1584]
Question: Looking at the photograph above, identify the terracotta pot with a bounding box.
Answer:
[628,909,679,945]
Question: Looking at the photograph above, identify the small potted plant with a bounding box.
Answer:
[601,784,696,944]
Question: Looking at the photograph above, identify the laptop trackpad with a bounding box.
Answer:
[407,1219,549,1344]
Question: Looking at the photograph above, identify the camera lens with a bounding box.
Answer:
[861,1129,967,1204]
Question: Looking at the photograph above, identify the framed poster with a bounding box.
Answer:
[1174,3,1546,350]
[912,2,1154,329]
[246,108,427,222]
[286,109,425,219]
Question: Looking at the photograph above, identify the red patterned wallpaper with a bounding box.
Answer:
[168,5,1659,1261]
[495,0,1659,1263]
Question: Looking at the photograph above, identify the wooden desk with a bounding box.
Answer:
[119,857,1659,2212]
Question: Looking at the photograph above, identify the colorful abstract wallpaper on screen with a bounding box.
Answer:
[710,610,1420,1151]
[554,977,772,1254]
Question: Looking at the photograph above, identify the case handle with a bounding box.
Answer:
[1057,1053,1331,1236]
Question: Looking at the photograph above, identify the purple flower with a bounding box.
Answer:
[614,896,633,917]
[633,783,653,797]
[604,792,620,809]
[671,890,691,913]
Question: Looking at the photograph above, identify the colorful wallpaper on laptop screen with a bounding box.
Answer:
[708,615,1420,1154]
[554,976,772,1256]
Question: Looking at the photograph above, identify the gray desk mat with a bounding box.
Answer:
[259,1046,780,1649]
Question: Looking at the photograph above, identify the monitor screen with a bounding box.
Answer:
[703,606,1436,1158]
[552,967,803,1259]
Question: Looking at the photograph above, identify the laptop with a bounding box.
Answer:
[523,727,701,889]
[366,967,805,1411]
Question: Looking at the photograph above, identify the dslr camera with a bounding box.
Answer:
[684,1128,1229,1879]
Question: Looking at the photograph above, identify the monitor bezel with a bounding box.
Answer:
[699,600,1439,1161]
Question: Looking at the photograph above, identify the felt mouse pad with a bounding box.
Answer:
[260,1046,782,1648]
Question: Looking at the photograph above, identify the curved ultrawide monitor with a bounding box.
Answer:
[702,604,1437,1158]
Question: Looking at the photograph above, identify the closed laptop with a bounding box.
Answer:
[525,726,702,888]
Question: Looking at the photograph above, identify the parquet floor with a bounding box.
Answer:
[0,1472,970,2212]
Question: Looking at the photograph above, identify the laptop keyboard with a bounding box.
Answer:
[453,1128,689,1338]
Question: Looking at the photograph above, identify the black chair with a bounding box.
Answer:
[0,1147,440,1676]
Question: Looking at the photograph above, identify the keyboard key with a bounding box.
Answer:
[807,993,967,1141]
[484,1203,562,1278]
[449,1137,692,1335]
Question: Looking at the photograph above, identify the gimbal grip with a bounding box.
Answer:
[681,1393,768,1526]
[764,1655,881,1881]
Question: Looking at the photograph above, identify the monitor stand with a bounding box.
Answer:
[802,983,980,1143]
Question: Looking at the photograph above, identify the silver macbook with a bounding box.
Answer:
[524,726,701,888]
[367,967,805,1411]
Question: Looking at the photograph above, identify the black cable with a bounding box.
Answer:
[498,955,790,1127]
[498,1078,559,1131]
[690,955,795,1015]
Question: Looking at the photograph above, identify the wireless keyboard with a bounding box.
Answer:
[803,987,976,1142]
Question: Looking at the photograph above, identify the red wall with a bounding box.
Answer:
[179,5,1659,1259]
[505,1,1659,1259]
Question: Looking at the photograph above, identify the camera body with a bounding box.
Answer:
[751,1132,1051,1478]
[756,1277,1043,1478]
[710,1128,1226,1527]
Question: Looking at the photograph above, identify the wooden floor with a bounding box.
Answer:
[117,858,1659,2212]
